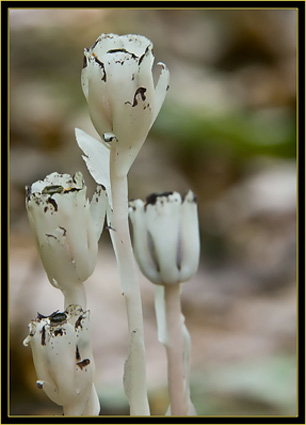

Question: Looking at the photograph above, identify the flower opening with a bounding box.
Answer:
[129,191,200,285]
[26,172,107,303]
[81,33,170,176]
[23,304,100,415]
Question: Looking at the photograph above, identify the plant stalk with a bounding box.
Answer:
[164,284,188,415]
[108,147,150,415]
[62,282,87,310]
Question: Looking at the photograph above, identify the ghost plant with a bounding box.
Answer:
[129,191,200,286]
[76,33,170,415]
[129,191,200,415]
[81,33,170,177]
[24,172,105,415]
[26,171,107,310]
[24,32,200,417]
[23,305,100,416]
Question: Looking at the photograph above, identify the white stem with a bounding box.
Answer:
[63,402,84,416]
[164,284,188,415]
[62,282,87,310]
[82,384,101,416]
[62,390,95,417]
[63,395,96,416]
[108,147,150,416]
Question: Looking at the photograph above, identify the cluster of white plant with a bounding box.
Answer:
[23,33,200,416]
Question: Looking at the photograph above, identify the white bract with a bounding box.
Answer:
[26,172,107,307]
[23,305,100,416]
[129,191,200,285]
[75,128,113,208]
[81,33,170,177]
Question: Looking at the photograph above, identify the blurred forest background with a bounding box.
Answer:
[9,8,297,417]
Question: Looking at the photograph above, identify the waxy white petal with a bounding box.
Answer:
[145,193,182,284]
[179,191,200,282]
[75,128,112,207]
[90,185,108,241]
[129,199,161,284]
[26,172,103,305]
[129,191,200,286]
[23,306,99,415]
[154,63,170,122]
[81,33,169,177]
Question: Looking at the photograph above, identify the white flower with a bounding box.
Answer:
[81,33,170,177]
[129,191,200,285]
[26,172,107,306]
[23,305,100,416]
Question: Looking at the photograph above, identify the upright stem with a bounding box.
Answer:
[109,148,150,415]
[62,384,99,416]
[62,282,87,310]
[164,284,188,415]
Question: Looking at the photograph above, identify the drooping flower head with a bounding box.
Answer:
[81,33,170,177]
[26,172,107,307]
[129,191,200,285]
[23,305,100,416]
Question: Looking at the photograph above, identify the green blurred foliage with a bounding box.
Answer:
[154,103,296,159]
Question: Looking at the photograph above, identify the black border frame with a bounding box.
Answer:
[2,2,305,424]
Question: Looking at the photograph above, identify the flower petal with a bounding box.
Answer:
[75,128,112,207]
[24,306,99,414]
[153,62,170,122]
[145,192,182,284]
[90,185,108,241]
[179,191,200,282]
[82,55,113,136]
[26,171,100,292]
[81,34,169,177]
[129,199,161,284]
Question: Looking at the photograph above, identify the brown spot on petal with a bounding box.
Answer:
[25,186,31,201]
[176,228,183,271]
[125,87,147,107]
[75,315,83,330]
[92,54,107,82]
[58,226,67,236]
[89,38,99,50]
[47,198,58,212]
[63,187,79,194]
[41,326,46,346]
[50,312,67,324]
[145,191,173,207]
[77,359,90,369]
[138,45,151,65]
[107,48,138,60]
[76,345,81,361]
[37,312,48,320]
[134,87,147,104]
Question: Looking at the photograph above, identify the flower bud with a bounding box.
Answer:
[81,33,170,177]
[129,191,200,285]
[26,172,107,304]
[23,305,100,415]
